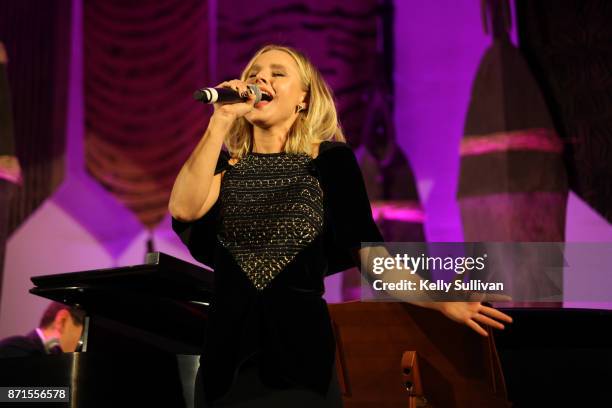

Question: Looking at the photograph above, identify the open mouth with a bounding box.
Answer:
[260,91,273,102]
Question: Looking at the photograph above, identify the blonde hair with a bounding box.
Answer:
[224,45,345,158]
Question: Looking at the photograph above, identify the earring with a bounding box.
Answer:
[296,104,305,113]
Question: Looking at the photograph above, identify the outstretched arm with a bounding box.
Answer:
[355,246,513,337]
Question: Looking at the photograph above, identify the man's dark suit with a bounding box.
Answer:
[0,330,46,358]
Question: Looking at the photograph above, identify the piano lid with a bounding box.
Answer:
[30,252,214,302]
[28,252,213,352]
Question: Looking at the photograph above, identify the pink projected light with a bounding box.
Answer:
[371,201,426,223]
[460,128,564,156]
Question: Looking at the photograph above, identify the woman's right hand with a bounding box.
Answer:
[211,79,257,123]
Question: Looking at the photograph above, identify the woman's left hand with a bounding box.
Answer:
[435,302,513,337]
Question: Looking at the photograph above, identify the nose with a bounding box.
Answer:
[254,73,269,85]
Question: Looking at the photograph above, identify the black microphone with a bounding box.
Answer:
[193,84,262,104]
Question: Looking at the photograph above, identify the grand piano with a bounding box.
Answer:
[6,252,608,407]
[1,252,211,407]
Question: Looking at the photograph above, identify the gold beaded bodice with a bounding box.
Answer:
[218,152,325,290]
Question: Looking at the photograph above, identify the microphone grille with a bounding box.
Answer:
[248,84,262,104]
[193,89,206,102]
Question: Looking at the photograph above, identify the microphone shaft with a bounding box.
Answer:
[193,84,261,104]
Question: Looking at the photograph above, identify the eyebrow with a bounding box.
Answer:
[249,64,288,72]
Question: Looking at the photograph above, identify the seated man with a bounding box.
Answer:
[0,302,85,358]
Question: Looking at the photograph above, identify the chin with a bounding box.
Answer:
[246,112,274,128]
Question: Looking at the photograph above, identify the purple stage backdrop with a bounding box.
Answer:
[1,0,611,338]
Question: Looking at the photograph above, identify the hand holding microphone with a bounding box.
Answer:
[194,80,262,123]
[194,83,262,104]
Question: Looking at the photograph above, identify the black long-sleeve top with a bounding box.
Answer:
[172,140,383,404]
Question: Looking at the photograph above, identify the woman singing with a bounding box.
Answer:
[169,45,512,408]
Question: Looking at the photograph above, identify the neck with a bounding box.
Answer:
[252,122,294,154]
[40,327,59,341]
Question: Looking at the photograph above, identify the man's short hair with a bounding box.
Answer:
[39,302,86,328]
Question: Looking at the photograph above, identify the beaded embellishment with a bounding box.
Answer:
[218,153,324,290]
